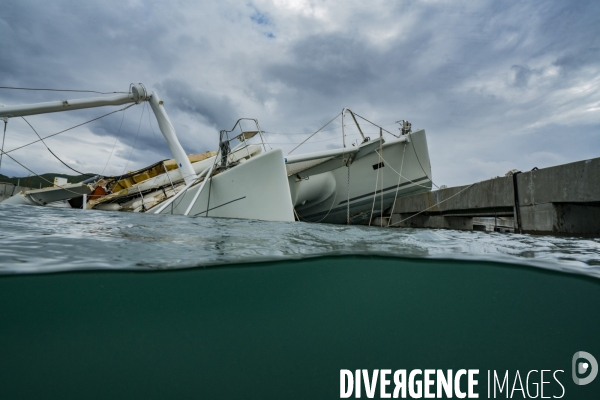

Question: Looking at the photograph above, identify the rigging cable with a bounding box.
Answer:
[263,120,400,136]
[343,112,439,189]
[21,117,94,177]
[126,102,172,192]
[0,103,139,198]
[100,105,128,176]
[0,86,128,94]
[266,132,362,145]
[0,147,95,195]
[0,118,6,174]
[119,102,146,176]
[3,103,137,156]
[351,112,400,138]
[287,112,342,155]
[263,124,342,136]
[344,112,441,189]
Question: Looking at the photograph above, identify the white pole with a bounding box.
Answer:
[148,92,197,186]
[183,151,219,216]
[82,194,87,210]
[0,85,146,119]
[152,166,211,214]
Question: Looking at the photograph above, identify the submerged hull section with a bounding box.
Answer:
[1,183,93,206]
[155,148,295,222]
[290,129,432,224]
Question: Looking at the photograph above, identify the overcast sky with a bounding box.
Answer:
[1,0,598,187]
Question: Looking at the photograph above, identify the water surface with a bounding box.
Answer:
[0,204,598,277]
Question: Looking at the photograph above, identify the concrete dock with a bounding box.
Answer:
[375,156,600,236]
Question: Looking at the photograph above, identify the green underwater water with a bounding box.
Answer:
[0,256,599,399]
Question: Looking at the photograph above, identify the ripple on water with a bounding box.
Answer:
[0,204,599,277]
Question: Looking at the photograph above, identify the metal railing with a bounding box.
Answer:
[218,118,268,168]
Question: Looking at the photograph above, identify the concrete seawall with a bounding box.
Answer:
[375,157,600,236]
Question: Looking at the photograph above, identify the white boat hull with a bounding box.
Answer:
[290,129,432,224]
[153,148,295,222]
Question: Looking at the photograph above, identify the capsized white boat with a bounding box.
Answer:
[0,84,295,222]
[0,84,433,225]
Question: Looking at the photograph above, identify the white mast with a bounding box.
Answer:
[0,83,197,185]
[148,92,196,185]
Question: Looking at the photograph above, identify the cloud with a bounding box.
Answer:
[156,79,238,129]
[266,33,377,96]
[554,47,600,75]
[250,4,272,26]
[510,65,541,88]
[0,0,598,188]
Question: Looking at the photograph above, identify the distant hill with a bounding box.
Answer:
[0,173,97,189]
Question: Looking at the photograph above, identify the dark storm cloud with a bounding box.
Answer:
[245,0,599,185]
[0,0,199,176]
[156,79,238,129]
[256,0,600,136]
[510,65,539,88]
[554,47,600,75]
[266,34,377,96]
[0,0,598,184]
[0,1,178,93]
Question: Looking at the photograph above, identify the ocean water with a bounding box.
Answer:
[0,204,598,277]
[1,204,599,399]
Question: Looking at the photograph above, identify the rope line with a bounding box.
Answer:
[376,152,434,190]
[387,142,407,227]
[293,184,339,223]
[368,131,383,227]
[388,183,475,227]
[346,165,351,225]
